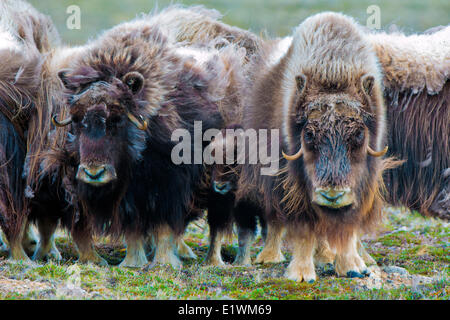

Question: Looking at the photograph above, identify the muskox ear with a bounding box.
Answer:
[123,72,144,94]
[361,75,375,96]
[295,74,306,94]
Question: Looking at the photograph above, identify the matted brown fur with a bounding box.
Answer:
[369,28,450,219]
[0,0,57,253]
[149,5,263,61]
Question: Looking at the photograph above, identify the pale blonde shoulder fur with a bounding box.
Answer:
[368,27,450,94]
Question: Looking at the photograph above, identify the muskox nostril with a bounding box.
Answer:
[320,191,345,201]
[213,181,231,195]
[83,167,106,180]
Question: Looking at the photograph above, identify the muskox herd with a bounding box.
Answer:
[0,1,448,282]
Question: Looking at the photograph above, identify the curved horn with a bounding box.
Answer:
[282,148,303,161]
[127,113,148,131]
[51,114,72,127]
[367,145,388,157]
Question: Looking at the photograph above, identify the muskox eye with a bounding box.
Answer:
[71,115,81,124]
[303,130,314,145]
[351,128,365,148]
[110,115,123,125]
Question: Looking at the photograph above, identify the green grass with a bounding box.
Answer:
[28,0,450,45]
[0,207,448,300]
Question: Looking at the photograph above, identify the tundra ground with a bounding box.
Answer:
[0,208,448,300]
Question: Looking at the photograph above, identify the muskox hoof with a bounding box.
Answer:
[232,255,252,266]
[119,255,148,268]
[346,270,364,278]
[153,251,183,269]
[361,268,371,276]
[255,249,285,264]
[77,252,108,267]
[320,263,336,276]
[335,250,368,278]
[22,228,38,256]
[48,247,63,262]
[204,255,226,267]
[177,240,197,260]
[32,244,62,262]
[285,262,316,283]
[78,257,108,267]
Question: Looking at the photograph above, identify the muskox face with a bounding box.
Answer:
[284,74,387,214]
[55,70,148,190]
[211,163,237,195]
[208,128,242,195]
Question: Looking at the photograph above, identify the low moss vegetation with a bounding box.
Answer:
[0,208,448,300]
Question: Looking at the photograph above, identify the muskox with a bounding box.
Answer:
[0,0,57,261]
[234,12,393,282]
[368,28,450,220]
[37,10,257,267]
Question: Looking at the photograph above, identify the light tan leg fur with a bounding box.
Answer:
[204,229,225,266]
[255,223,285,264]
[285,226,316,283]
[177,238,197,259]
[32,217,62,262]
[119,234,148,268]
[357,238,377,266]
[335,232,370,278]
[314,237,335,268]
[153,224,182,268]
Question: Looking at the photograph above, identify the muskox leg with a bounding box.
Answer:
[232,201,258,266]
[335,232,370,278]
[233,226,255,266]
[0,231,7,252]
[72,216,108,266]
[204,193,233,266]
[8,236,31,262]
[313,237,336,269]
[357,239,376,266]
[119,234,148,268]
[204,228,226,266]
[32,216,62,262]
[22,221,38,256]
[177,238,197,259]
[152,224,182,268]
[285,225,316,283]
[255,222,285,264]
[1,216,32,263]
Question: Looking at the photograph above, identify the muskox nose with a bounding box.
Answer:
[213,181,231,195]
[320,190,345,201]
[76,164,117,186]
[313,187,354,209]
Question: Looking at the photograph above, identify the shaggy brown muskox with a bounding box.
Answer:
[236,12,393,282]
[0,0,57,261]
[24,45,97,263]
[42,11,253,268]
[368,28,450,220]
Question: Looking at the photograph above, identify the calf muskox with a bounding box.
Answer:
[236,12,393,282]
[153,6,277,266]
[368,28,450,220]
[0,0,57,261]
